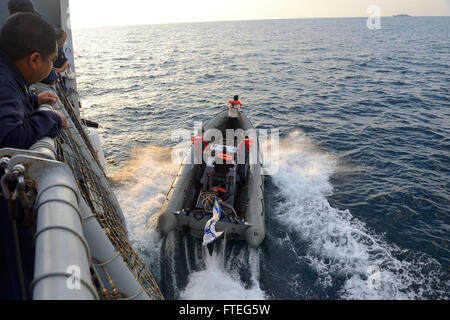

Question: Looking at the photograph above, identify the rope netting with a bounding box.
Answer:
[52,83,164,300]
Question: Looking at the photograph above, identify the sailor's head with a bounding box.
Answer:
[234,95,239,101]
[0,13,58,84]
[56,28,68,47]
[8,0,40,16]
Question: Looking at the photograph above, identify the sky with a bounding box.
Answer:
[69,0,450,29]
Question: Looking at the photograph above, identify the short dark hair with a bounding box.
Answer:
[55,27,67,41]
[0,12,57,61]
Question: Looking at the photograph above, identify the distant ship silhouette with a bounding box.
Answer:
[393,14,411,17]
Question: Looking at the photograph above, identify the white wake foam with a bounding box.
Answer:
[180,245,266,300]
[269,130,446,299]
[110,144,266,299]
[109,145,179,279]
[110,135,446,300]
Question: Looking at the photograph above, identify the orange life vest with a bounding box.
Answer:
[228,100,242,107]
[211,187,226,193]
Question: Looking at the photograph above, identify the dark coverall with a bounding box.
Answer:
[0,50,62,299]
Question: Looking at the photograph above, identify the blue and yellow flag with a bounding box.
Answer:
[202,197,224,246]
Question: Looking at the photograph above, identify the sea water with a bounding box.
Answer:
[73,17,449,299]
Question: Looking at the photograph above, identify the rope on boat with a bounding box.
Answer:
[199,191,240,221]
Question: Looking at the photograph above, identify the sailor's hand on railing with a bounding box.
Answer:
[53,110,67,129]
[38,92,58,106]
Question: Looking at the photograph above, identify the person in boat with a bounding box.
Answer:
[228,95,242,129]
[210,149,234,193]
[0,12,66,300]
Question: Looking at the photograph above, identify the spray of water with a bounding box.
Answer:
[110,144,266,299]
[268,130,448,299]
[109,145,178,279]
[109,134,447,300]
[179,243,266,300]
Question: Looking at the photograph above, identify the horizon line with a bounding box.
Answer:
[72,15,450,30]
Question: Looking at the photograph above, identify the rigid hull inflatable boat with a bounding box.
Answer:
[157,100,265,248]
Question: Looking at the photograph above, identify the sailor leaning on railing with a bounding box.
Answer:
[0,12,67,300]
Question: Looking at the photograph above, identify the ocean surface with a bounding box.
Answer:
[72,17,449,300]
